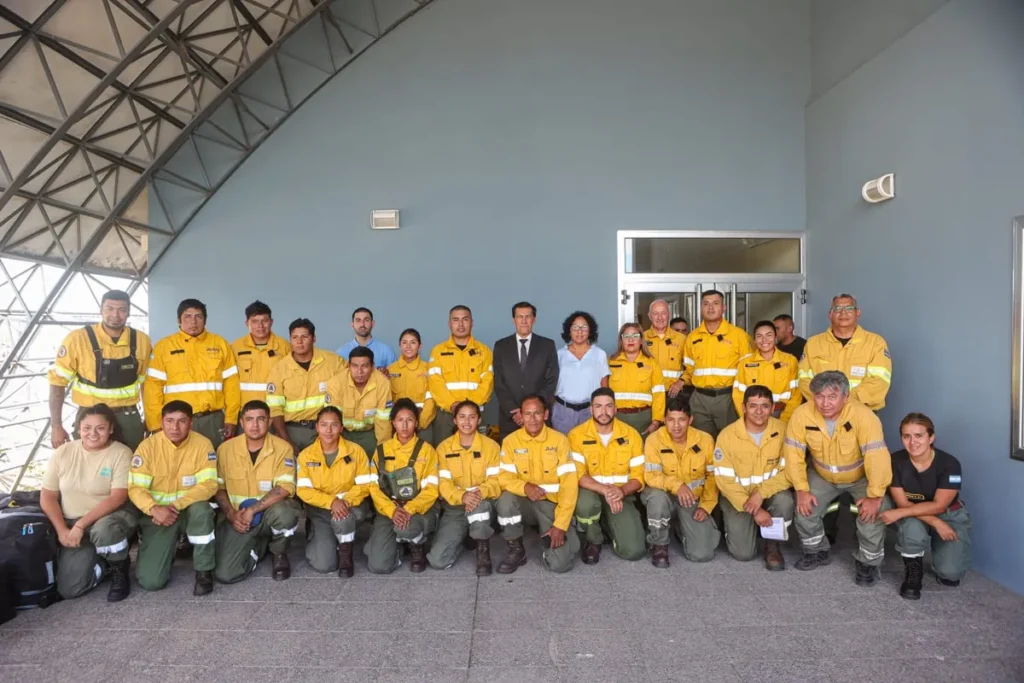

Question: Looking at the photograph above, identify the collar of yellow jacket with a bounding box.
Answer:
[809,401,855,430]
[581,418,634,442]
[656,425,706,451]
[396,356,423,371]
[91,323,133,346]
[610,351,652,364]
[235,332,287,351]
[159,429,204,451]
[729,417,786,446]
[518,425,554,443]
[696,319,735,337]
[441,431,486,453]
[643,326,684,345]
[344,368,382,393]
[175,328,209,344]
[825,325,867,345]
[444,336,481,352]
[225,433,289,465]
[303,437,358,463]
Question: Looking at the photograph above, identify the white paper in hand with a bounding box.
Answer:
[759,517,789,541]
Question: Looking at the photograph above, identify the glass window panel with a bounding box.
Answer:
[626,237,801,274]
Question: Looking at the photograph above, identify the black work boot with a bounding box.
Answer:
[855,560,878,586]
[271,553,291,581]
[794,550,831,571]
[106,558,131,602]
[936,575,961,588]
[496,538,527,574]
[408,544,428,573]
[193,570,214,596]
[899,557,923,600]
[476,539,492,576]
[651,544,670,569]
[337,543,354,578]
[176,534,193,560]
[581,541,601,565]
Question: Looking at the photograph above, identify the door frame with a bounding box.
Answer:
[616,230,807,332]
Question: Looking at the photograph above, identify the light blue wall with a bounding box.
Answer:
[149,0,810,354]
[806,0,1024,591]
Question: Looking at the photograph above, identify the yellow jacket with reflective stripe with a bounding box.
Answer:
[797,326,891,410]
[216,433,295,509]
[427,337,494,413]
[783,400,891,498]
[296,437,371,510]
[608,353,666,421]
[325,370,393,443]
[732,350,802,422]
[712,417,790,510]
[642,426,718,514]
[498,426,578,531]
[643,327,686,384]
[388,356,436,430]
[435,432,502,505]
[48,324,151,408]
[143,330,240,430]
[568,418,645,491]
[265,349,345,421]
[368,436,439,518]
[128,431,218,514]
[681,320,752,389]
[231,333,291,408]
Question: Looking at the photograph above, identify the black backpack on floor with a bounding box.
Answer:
[0,491,60,613]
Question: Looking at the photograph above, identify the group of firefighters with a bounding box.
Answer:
[39,289,970,604]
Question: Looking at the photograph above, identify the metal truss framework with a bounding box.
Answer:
[0,0,432,489]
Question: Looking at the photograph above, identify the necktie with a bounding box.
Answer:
[519,339,528,371]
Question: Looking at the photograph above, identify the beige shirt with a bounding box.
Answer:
[41,440,131,519]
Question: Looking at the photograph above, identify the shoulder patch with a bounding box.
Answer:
[208,452,217,461]
[884,348,891,359]
[713,448,724,462]
[773,362,783,370]
[131,455,143,468]
[691,444,702,453]
[57,345,67,358]
[284,458,294,468]
[267,383,276,394]
[948,474,961,483]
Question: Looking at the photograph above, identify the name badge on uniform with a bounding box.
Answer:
[319,381,327,392]
[259,480,272,492]
[181,475,197,487]
[850,366,866,377]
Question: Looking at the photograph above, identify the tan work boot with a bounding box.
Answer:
[764,541,785,571]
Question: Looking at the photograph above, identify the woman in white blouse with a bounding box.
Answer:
[552,311,609,434]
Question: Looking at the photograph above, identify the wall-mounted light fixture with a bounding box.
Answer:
[862,173,895,204]
[371,209,400,230]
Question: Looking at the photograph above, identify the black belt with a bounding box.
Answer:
[695,386,732,397]
[193,409,222,419]
[287,420,316,429]
[555,397,590,411]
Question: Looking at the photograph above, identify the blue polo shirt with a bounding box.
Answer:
[335,338,398,368]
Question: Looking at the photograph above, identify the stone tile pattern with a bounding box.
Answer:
[2,525,1023,683]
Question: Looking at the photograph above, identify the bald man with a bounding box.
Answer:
[643,300,687,398]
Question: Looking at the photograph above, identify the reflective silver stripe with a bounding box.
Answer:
[297,477,313,488]
[165,382,222,394]
[687,477,705,490]
[616,392,652,402]
[421,475,439,487]
[784,437,806,451]
[438,470,453,479]
[802,533,824,547]
[556,463,576,476]
[645,463,663,472]
[94,538,128,555]
[484,467,500,476]
[187,531,215,544]
[648,517,670,528]
[446,381,479,391]
[571,451,586,463]
[354,474,375,485]
[239,382,266,392]
[693,368,738,377]
[860,546,884,560]
[812,456,864,474]
[628,455,645,467]
[714,466,736,477]
[147,367,167,380]
[271,524,298,537]
[466,511,490,524]
[663,369,682,378]
[860,440,886,454]
[336,531,355,543]
[539,483,560,493]
[427,367,442,376]
[498,515,521,526]
[222,365,238,379]
[499,463,518,473]
[593,475,628,485]
[733,381,748,392]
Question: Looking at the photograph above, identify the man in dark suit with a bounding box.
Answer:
[493,302,559,441]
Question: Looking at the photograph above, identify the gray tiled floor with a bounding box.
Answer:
[2,524,1023,683]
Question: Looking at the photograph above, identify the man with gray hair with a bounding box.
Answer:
[643,299,687,397]
[784,370,892,586]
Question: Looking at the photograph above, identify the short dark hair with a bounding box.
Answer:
[398,328,421,344]
[773,314,793,323]
[317,406,343,423]
[75,403,125,444]
[390,397,420,425]
[669,317,687,327]
[289,318,315,336]
[240,400,270,417]
[560,310,599,344]
[701,289,724,303]
[349,346,375,364]
[161,400,193,418]
[520,394,547,411]
[245,300,272,319]
[352,307,373,321]
[450,305,472,317]
[177,298,206,320]
[664,394,692,416]
[591,387,615,404]
[453,400,481,417]
[101,290,130,305]
[753,320,776,335]
[743,385,774,404]
[512,301,536,317]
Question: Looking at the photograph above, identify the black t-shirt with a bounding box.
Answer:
[778,336,806,360]
[891,448,961,504]
[248,448,261,465]
[296,360,311,371]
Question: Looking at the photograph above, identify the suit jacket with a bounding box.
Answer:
[492,333,559,437]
